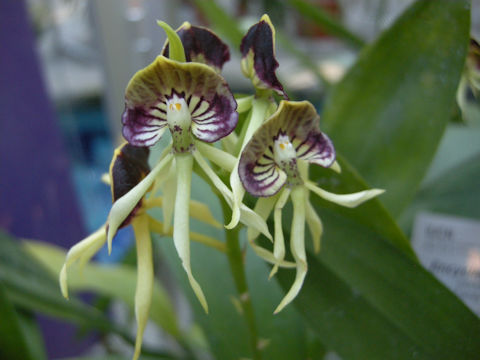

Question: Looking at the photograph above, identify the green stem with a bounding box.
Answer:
[220,200,262,360]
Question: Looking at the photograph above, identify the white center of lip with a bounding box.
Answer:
[274,134,296,164]
[166,96,191,130]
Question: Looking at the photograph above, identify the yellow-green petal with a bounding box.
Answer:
[305,181,385,208]
[305,199,323,254]
[132,215,154,360]
[269,187,291,279]
[59,226,106,299]
[174,154,208,313]
[156,21,186,62]
[274,186,307,314]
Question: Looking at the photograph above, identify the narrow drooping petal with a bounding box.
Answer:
[174,154,208,313]
[59,226,107,299]
[110,143,150,228]
[162,22,230,72]
[161,160,177,233]
[274,186,307,314]
[132,215,154,360]
[239,100,335,197]
[240,14,286,98]
[305,200,323,254]
[122,56,238,146]
[247,196,277,242]
[269,187,291,279]
[305,181,385,208]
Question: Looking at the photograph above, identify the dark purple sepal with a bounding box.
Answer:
[162,22,230,72]
[240,15,286,98]
[109,143,150,228]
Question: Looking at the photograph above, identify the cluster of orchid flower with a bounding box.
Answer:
[59,15,383,359]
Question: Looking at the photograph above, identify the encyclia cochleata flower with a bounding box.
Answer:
[239,100,384,313]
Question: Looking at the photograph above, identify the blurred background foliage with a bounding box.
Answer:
[2,0,480,359]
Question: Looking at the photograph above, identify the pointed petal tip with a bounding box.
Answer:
[59,265,69,300]
[330,161,342,173]
[224,206,241,229]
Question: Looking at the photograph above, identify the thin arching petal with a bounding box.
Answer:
[305,199,323,254]
[122,56,238,146]
[305,181,385,208]
[162,22,230,72]
[269,187,291,279]
[59,226,106,299]
[240,14,286,98]
[274,186,307,314]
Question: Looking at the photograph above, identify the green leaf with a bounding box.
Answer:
[0,232,130,339]
[0,282,40,360]
[273,159,480,358]
[322,0,471,216]
[23,240,180,339]
[192,0,243,48]
[286,0,365,48]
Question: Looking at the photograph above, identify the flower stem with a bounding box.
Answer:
[220,200,262,360]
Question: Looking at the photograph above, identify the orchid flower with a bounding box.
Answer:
[59,143,224,360]
[106,22,274,314]
[457,38,480,120]
[228,14,288,232]
[239,100,385,313]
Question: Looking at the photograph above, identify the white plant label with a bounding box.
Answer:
[412,212,480,316]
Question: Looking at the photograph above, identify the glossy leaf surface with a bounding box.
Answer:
[322,0,470,216]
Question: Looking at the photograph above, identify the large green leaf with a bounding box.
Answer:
[0,282,42,360]
[274,154,480,359]
[322,0,470,216]
[0,232,130,339]
[286,0,365,48]
[155,173,307,360]
[23,241,180,339]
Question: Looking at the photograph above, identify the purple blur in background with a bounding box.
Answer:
[0,0,93,357]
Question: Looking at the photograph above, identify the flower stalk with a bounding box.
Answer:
[221,200,262,360]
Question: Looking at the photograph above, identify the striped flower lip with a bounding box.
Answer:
[162,22,230,72]
[122,56,238,149]
[109,142,150,228]
[239,100,335,197]
[240,14,286,98]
